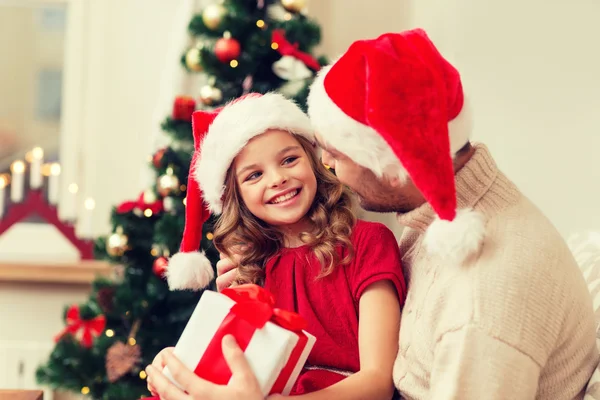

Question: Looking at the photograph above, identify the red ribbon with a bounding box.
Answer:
[193,284,308,393]
[54,305,106,348]
[272,30,321,72]
[117,192,164,215]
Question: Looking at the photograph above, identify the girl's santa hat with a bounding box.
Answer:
[167,92,314,290]
[307,28,485,264]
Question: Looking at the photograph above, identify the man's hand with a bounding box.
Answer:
[145,335,264,400]
[216,252,242,292]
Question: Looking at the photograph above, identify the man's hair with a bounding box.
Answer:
[213,134,356,286]
[456,141,472,157]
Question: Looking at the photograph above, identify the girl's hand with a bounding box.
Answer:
[148,347,175,395]
[145,335,264,400]
[216,247,246,292]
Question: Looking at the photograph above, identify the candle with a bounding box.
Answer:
[30,147,44,189]
[0,176,6,218]
[48,163,61,205]
[10,161,25,203]
[80,197,96,238]
[62,182,79,221]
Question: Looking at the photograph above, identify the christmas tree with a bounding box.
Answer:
[36,1,324,399]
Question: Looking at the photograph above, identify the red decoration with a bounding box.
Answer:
[191,284,308,393]
[172,96,196,122]
[271,30,321,71]
[152,147,167,168]
[54,305,106,348]
[215,37,241,63]
[0,190,94,259]
[117,192,164,215]
[153,256,168,278]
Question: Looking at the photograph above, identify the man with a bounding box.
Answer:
[147,28,599,399]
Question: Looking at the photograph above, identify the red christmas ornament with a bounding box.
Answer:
[152,147,167,168]
[215,37,241,63]
[153,257,169,278]
[172,96,196,122]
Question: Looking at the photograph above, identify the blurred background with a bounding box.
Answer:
[0,0,599,398]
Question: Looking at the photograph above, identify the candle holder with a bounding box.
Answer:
[0,189,94,260]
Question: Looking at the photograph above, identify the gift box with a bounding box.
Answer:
[163,284,316,396]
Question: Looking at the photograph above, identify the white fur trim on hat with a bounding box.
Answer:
[195,92,314,215]
[424,208,486,265]
[167,251,214,290]
[307,66,407,181]
[307,66,472,178]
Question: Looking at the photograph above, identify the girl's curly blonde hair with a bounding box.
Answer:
[212,133,356,286]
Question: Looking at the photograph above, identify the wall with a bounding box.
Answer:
[0,4,63,169]
[80,0,191,236]
[408,0,600,238]
[309,0,412,57]
[0,281,89,398]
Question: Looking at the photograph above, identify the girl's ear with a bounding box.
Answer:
[388,175,402,188]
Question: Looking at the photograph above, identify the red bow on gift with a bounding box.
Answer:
[54,305,106,348]
[117,192,164,215]
[195,284,308,387]
[271,29,321,72]
[222,284,307,332]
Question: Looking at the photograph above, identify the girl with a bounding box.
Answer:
[150,93,406,399]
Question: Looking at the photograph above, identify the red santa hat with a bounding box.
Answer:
[307,28,485,264]
[167,92,314,290]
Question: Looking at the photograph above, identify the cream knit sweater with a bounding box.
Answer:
[393,144,599,400]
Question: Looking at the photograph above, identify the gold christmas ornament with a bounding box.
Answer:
[185,47,203,72]
[199,84,223,106]
[106,227,129,257]
[281,0,306,13]
[157,167,180,197]
[202,3,227,30]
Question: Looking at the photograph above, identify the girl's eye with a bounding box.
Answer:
[246,171,262,181]
[283,156,298,165]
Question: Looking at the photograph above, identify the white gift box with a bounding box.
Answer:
[164,287,316,396]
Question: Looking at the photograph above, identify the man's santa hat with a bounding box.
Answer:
[167,92,314,290]
[307,28,485,264]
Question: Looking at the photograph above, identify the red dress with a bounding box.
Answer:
[263,219,406,395]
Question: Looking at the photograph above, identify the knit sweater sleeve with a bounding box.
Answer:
[430,324,542,400]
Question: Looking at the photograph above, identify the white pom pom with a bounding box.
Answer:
[166,251,214,291]
[424,208,486,265]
